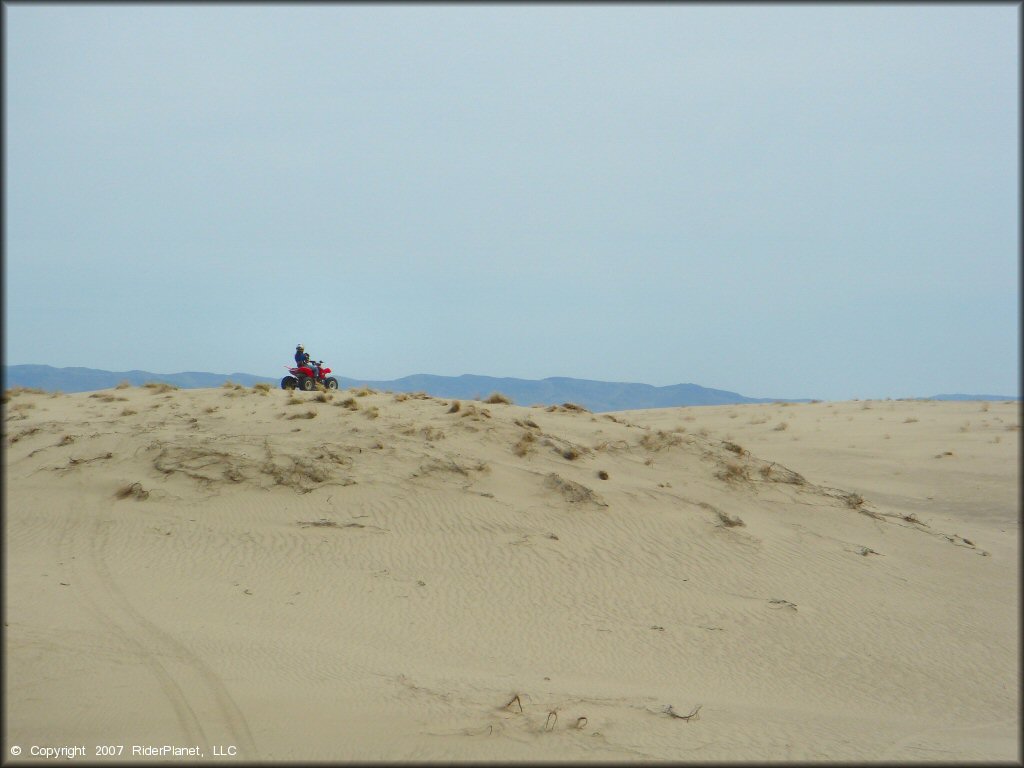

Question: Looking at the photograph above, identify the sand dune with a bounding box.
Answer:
[4,383,1018,762]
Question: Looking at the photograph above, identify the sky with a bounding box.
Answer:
[4,3,1019,400]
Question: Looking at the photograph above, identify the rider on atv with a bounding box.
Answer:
[295,344,319,379]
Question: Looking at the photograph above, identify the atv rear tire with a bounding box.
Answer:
[281,376,297,390]
[299,376,316,392]
[325,377,339,390]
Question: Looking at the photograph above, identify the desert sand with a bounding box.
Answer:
[4,383,1019,762]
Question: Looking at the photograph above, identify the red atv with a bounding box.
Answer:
[281,361,338,391]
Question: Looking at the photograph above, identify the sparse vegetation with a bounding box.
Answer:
[116,380,132,389]
[484,392,513,405]
[252,382,271,394]
[447,400,461,413]
[287,410,317,420]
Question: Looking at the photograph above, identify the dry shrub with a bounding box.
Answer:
[903,417,918,423]
[58,434,75,446]
[772,421,788,431]
[363,406,380,419]
[561,447,581,461]
[116,380,132,389]
[722,441,745,455]
[121,408,137,416]
[484,392,513,405]
[337,397,359,410]
[144,382,178,393]
[597,470,609,480]
[447,400,461,413]
[353,387,377,397]
[561,402,589,413]
[287,410,317,420]
[314,391,333,403]
[252,382,272,394]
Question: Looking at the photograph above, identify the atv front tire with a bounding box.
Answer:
[281,376,297,390]
[299,376,316,392]
[325,377,339,390]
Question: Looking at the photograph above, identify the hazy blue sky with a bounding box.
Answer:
[4,3,1019,400]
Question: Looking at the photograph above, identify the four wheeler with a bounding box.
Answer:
[281,361,338,391]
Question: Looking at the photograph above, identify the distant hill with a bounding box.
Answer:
[5,365,1016,412]
[927,393,1020,402]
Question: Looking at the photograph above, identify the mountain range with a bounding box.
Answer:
[3,365,1016,412]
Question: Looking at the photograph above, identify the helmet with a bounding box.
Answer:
[296,344,304,350]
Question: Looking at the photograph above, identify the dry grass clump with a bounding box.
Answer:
[903,417,918,423]
[639,430,685,451]
[544,402,590,413]
[715,461,750,483]
[597,470,609,480]
[222,380,246,391]
[7,427,41,444]
[58,434,75,446]
[287,410,317,420]
[460,404,491,420]
[544,473,606,506]
[757,462,806,485]
[363,406,380,419]
[483,392,513,405]
[512,431,536,457]
[143,381,179,393]
[314,391,333,403]
[252,382,272,394]
[701,502,744,528]
[352,386,377,397]
[336,397,360,411]
[116,380,133,389]
[722,441,745,455]
[772,421,789,431]
[4,387,46,401]
[447,400,461,413]
[114,482,149,501]
[120,408,137,416]
[395,391,431,402]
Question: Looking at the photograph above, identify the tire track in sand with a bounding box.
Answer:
[57,506,258,756]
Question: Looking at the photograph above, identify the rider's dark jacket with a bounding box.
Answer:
[295,350,309,367]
